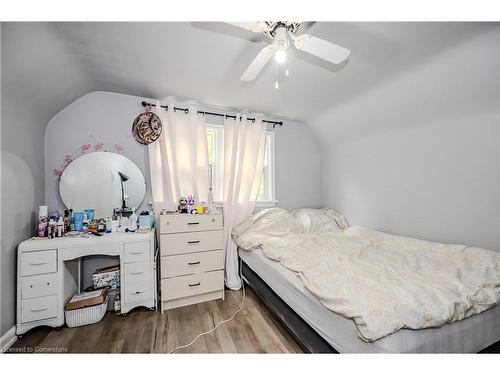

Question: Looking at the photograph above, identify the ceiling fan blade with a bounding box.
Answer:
[297,21,315,33]
[240,45,274,81]
[226,22,269,33]
[294,34,351,64]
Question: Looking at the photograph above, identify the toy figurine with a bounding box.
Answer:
[187,194,196,214]
[177,197,188,213]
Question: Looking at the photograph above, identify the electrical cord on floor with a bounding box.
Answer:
[168,258,246,354]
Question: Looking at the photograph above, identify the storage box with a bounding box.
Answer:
[65,289,108,311]
[65,297,108,328]
[139,214,154,230]
[92,265,120,290]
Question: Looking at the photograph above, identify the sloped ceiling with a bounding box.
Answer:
[2,22,498,129]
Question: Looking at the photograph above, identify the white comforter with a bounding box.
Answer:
[233,208,500,342]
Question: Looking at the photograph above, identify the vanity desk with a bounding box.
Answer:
[16,231,157,335]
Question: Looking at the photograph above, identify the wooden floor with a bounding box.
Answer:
[8,288,303,354]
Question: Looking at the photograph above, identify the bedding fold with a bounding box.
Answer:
[233,208,500,342]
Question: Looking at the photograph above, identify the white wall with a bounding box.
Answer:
[45,91,322,286]
[274,120,322,209]
[316,27,500,251]
[1,35,47,335]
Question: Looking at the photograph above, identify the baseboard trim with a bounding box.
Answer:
[1,326,17,353]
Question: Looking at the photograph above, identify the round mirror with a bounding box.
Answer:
[59,152,146,218]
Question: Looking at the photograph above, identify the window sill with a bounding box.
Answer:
[255,200,279,208]
[214,200,278,208]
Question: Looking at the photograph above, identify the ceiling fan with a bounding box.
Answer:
[227,21,351,82]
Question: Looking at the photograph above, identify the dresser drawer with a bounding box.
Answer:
[124,241,150,263]
[21,273,57,299]
[20,250,57,276]
[123,281,151,304]
[160,230,223,256]
[160,214,222,234]
[124,262,150,283]
[161,270,224,301]
[161,250,224,278]
[21,295,58,323]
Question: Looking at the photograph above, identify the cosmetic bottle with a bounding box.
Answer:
[38,206,48,238]
[70,209,75,231]
[57,217,64,237]
[106,217,112,233]
[83,211,88,230]
[48,219,56,239]
[63,210,70,233]
[208,187,216,213]
[128,207,138,232]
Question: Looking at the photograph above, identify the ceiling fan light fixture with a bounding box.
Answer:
[231,21,351,82]
[274,49,287,64]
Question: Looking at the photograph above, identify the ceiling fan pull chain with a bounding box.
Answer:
[274,62,279,89]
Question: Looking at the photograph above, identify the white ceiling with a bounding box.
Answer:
[2,22,498,128]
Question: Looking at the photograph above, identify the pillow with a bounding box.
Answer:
[232,207,296,239]
[323,208,350,230]
[292,208,341,233]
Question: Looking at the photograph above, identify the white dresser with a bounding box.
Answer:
[16,231,157,335]
[159,214,224,311]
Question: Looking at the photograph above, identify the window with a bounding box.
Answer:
[206,125,276,205]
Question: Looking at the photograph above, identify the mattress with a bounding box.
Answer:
[239,248,500,353]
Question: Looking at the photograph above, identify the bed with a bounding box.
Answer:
[234,208,500,353]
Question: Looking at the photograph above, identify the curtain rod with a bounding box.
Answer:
[141,101,283,128]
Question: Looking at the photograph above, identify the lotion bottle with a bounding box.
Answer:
[128,207,138,232]
[48,219,56,239]
[57,217,64,237]
[105,217,112,233]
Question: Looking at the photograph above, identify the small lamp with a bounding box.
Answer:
[118,171,129,211]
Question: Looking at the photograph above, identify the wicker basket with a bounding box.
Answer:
[65,297,108,328]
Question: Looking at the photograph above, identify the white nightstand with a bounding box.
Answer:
[159,213,224,311]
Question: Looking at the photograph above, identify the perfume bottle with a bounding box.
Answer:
[208,187,216,213]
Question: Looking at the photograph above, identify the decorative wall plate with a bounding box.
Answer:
[132,111,162,145]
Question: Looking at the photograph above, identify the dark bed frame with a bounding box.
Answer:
[241,261,337,353]
[240,259,500,354]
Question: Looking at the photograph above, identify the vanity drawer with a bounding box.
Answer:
[161,270,224,301]
[124,241,150,263]
[21,295,58,323]
[160,214,222,234]
[161,250,224,278]
[21,273,57,299]
[124,262,150,283]
[123,281,150,304]
[20,250,57,276]
[160,230,223,256]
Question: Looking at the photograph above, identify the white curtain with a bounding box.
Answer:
[148,100,209,211]
[223,114,267,289]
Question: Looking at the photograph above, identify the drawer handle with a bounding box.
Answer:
[130,251,144,255]
[30,261,48,266]
[187,240,200,244]
[188,261,200,266]
[189,282,201,287]
[31,306,49,312]
[187,222,199,225]
[133,290,144,295]
[131,271,145,275]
